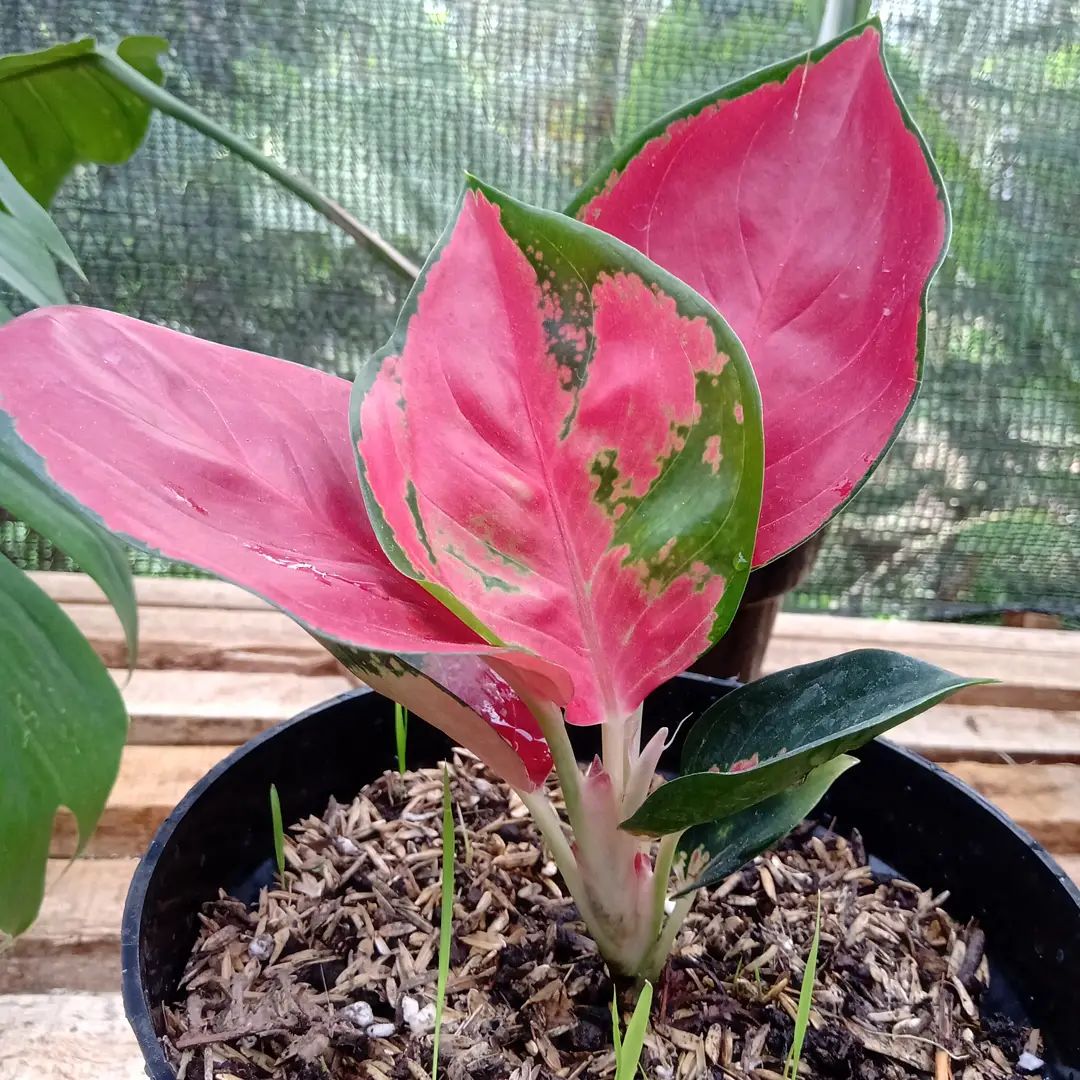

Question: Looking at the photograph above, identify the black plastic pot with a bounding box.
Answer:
[122,675,1080,1078]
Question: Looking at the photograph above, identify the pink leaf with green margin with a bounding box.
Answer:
[354,181,763,727]
[569,22,949,566]
[0,305,561,790]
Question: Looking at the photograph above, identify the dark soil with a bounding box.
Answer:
[162,753,1039,1079]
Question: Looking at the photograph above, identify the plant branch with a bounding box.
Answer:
[816,0,867,45]
[516,786,627,964]
[93,46,422,282]
[641,890,695,982]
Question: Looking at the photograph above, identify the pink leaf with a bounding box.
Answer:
[571,25,948,566]
[355,183,762,727]
[0,305,562,788]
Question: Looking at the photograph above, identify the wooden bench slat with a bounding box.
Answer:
[65,603,337,674]
[0,861,136,994]
[51,747,232,858]
[112,670,1080,760]
[116,669,353,743]
[0,993,143,1078]
[30,569,269,611]
[944,762,1080,854]
[764,640,1080,710]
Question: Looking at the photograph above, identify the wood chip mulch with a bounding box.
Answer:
[163,752,1040,1080]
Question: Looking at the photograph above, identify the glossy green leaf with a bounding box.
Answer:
[624,649,986,835]
[0,556,127,935]
[0,414,138,670]
[269,783,285,880]
[675,756,856,897]
[0,37,167,206]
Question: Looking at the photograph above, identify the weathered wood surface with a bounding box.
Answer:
[2,571,1078,1068]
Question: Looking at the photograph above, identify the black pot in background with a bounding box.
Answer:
[122,677,1080,1079]
[693,533,824,682]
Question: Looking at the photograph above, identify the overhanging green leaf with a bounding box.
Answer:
[0,556,127,935]
[0,36,168,206]
[675,756,856,897]
[624,649,987,835]
[0,413,138,669]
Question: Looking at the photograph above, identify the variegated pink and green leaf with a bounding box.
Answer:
[0,306,562,791]
[353,179,764,728]
[568,20,950,567]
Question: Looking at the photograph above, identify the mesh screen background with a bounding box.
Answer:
[3,0,1077,623]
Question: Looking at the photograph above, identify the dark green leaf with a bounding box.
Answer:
[0,556,127,935]
[0,36,168,206]
[0,413,138,669]
[624,649,987,835]
[675,756,856,897]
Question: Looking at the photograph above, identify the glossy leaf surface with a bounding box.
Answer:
[0,305,564,790]
[674,755,855,896]
[570,23,949,566]
[355,180,763,726]
[624,649,983,835]
[0,37,167,206]
[0,556,126,935]
[0,413,138,668]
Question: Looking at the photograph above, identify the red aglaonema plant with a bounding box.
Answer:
[0,23,982,978]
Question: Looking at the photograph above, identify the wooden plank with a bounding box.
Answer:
[771,612,1079,658]
[65,603,338,674]
[113,672,1080,758]
[51,747,231,858]
[0,861,135,994]
[764,637,1080,711]
[30,569,268,610]
[0,993,143,1079]
[889,705,1080,763]
[945,762,1080,853]
[117,669,353,743]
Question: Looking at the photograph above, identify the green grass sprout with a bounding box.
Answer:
[785,893,822,1080]
[269,783,285,881]
[395,701,409,773]
[612,980,653,1080]
[432,764,455,1078]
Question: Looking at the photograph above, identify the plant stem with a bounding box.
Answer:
[93,47,422,282]
[816,0,865,45]
[529,695,586,831]
[517,786,628,964]
[640,890,695,982]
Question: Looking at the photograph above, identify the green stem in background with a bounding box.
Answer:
[814,0,870,45]
[93,46,421,282]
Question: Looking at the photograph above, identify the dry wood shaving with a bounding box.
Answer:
[164,752,1036,1080]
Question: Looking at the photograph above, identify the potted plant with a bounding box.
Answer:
[0,19,1076,1078]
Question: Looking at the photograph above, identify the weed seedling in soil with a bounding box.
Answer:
[432,765,455,1079]
[612,980,653,1080]
[785,895,822,1080]
[395,702,409,773]
[269,783,285,882]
